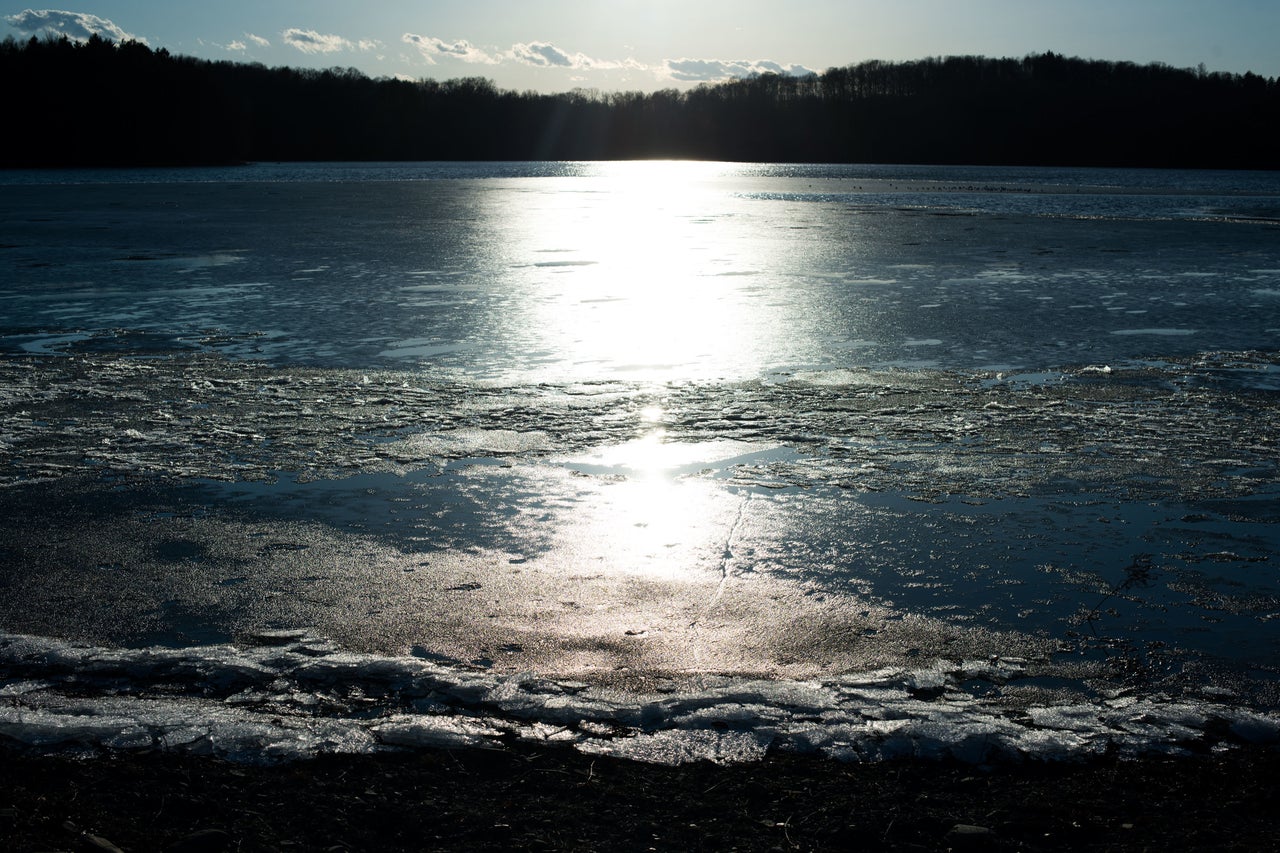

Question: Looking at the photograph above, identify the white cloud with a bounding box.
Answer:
[402,34,640,72]
[356,39,383,52]
[5,8,146,44]
[508,42,640,71]
[510,41,581,68]
[218,32,274,54]
[399,33,816,85]
[283,27,352,54]
[402,33,499,65]
[663,57,817,82]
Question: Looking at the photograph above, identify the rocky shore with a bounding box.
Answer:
[3,744,1278,851]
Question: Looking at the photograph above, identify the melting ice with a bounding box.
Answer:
[2,163,1280,765]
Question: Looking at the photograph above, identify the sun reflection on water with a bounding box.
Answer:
[565,454,727,579]
[507,160,791,381]
[560,405,770,582]
[493,160,810,576]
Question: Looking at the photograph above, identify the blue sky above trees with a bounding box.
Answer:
[4,1,1277,91]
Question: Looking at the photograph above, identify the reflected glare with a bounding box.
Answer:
[500,161,806,579]
[639,404,665,423]
[558,409,773,581]
[509,160,790,381]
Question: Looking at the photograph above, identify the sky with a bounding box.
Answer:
[4,2,1278,92]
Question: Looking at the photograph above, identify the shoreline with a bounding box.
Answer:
[3,743,1278,851]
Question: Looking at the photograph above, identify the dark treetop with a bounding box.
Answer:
[3,34,1278,168]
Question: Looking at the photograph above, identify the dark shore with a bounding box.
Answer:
[3,744,1278,852]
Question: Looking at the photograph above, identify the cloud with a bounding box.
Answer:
[280,29,378,54]
[509,42,640,71]
[510,41,582,68]
[218,32,273,54]
[5,8,146,44]
[401,34,814,84]
[663,58,817,82]
[282,28,352,54]
[402,34,637,72]
[402,33,498,65]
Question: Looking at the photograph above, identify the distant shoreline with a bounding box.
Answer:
[4,38,1278,170]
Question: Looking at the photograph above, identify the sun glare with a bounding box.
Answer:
[561,429,739,581]
[483,160,787,581]
[508,160,773,381]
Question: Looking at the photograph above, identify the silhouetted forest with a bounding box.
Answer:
[3,34,1278,168]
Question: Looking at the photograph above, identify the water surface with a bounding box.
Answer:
[2,162,1279,763]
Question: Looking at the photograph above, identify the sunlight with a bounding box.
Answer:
[507,160,778,381]
[589,160,732,196]
[559,409,768,581]
[561,445,732,580]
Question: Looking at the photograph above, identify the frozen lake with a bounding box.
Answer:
[2,162,1280,763]
[4,161,1280,378]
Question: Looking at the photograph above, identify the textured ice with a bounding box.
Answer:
[3,165,1279,770]
[373,715,503,749]
[1110,328,1197,336]
[4,351,1277,501]
[2,633,1277,766]
[579,729,773,765]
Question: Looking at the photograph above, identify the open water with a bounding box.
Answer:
[2,161,1280,764]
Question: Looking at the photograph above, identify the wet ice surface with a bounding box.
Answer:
[3,352,1279,762]
[2,163,1279,763]
[4,164,1280,380]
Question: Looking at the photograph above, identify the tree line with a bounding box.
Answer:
[2,33,1277,169]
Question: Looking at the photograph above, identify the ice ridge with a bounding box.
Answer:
[2,633,1277,766]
